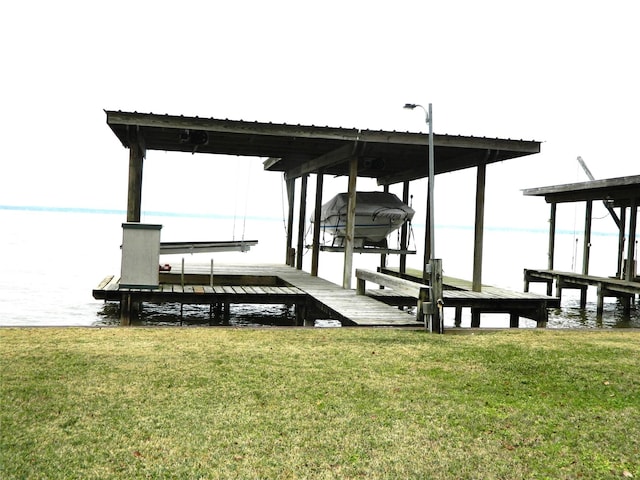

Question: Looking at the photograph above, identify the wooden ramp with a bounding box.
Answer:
[272,266,420,327]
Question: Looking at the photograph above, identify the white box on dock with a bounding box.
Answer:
[120,223,162,289]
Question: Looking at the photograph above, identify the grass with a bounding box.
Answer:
[1,327,639,479]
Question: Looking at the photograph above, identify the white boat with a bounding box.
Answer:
[314,192,415,248]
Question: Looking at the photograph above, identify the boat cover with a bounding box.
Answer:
[318,192,415,223]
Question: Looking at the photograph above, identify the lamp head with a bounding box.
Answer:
[403,103,418,110]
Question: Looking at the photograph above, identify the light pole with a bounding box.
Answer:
[403,103,435,276]
[404,103,442,333]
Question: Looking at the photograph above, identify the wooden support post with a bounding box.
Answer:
[626,199,637,282]
[580,286,588,309]
[596,283,604,318]
[472,162,487,292]
[577,199,593,311]
[555,275,563,302]
[471,309,481,328]
[223,303,230,325]
[342,155,358,289]
[536,305,548,328]
[296,175,308,270]
[285,176,295,266]
[509,314,519,328]
[454,307,462,327]
[311,173,324,276]
[429,258,443,333]
[126,126,145,223]
[380,185,390,273]
[120,294,131,326]
[400,181,410,274]
[621,295,631,316]
[617,207,627,278]
[295,302,306,326]
[546,202,557,296]
[582,200,593,275]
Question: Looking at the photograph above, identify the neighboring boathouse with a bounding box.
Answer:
[93,110,637,329]
[523,174,640,317]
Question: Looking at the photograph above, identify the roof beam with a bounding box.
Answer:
[375,149,488,186]
[281,143,359,180]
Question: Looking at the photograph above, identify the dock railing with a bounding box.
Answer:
[356,259,443,332]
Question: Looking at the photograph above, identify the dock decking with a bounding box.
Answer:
[525,268,640,316]
[94,263,576,328]
[93,263,422,327]
[376,267,559,327]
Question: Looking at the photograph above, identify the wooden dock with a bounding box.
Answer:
[375,267,560,327]
[93,263,422,327]
[525,268,640,316]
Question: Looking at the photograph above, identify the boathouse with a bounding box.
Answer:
[523,175,640,317]
[95,110,556,329]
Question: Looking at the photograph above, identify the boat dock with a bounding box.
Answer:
[373,267,559,327]
[525,268,640,316]
[101,110,614,331]
[93,262,561,328]
[93,263,423,327]
[522,174,639,320]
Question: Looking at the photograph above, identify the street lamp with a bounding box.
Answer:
[404,103,442,333]
[403,103,435,273]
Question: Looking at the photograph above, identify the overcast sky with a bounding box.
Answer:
[1,0,638,233]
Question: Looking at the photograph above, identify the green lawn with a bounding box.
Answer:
[1,327,639,479]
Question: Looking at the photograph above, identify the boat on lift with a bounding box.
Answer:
[314,191,415,248]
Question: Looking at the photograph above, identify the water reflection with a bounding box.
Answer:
[550,296,640,329]
[96,302,298,327]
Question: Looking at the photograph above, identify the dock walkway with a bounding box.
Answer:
[93,263,421,327]
[375,267,559,327]
[524,268,640,316]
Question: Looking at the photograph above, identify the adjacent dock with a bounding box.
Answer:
[525,268,640,316]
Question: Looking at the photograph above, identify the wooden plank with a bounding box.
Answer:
[356,269,429,298]
[96,276,114,290]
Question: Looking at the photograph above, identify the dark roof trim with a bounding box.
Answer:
[522,175,640,206]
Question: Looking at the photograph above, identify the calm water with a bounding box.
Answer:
[1,208,638,329]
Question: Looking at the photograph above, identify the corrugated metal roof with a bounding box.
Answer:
[105,110,541,185]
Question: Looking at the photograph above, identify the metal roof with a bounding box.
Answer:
[105,110,541,185]
[522,175,640,207]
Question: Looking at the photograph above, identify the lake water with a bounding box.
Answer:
[1,207,638,329]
